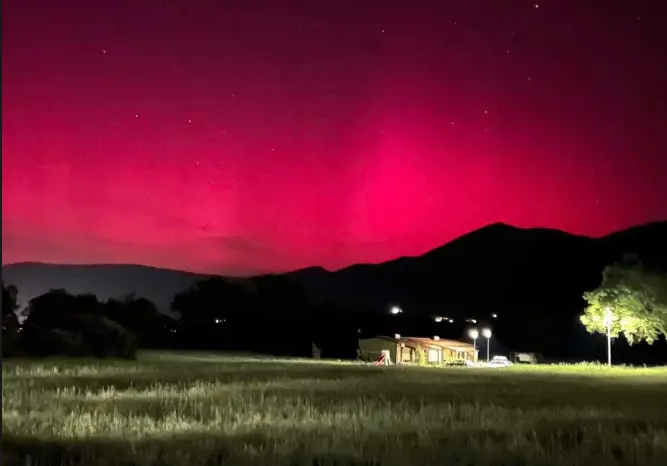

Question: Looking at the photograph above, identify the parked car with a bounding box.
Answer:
[488,355,513,368]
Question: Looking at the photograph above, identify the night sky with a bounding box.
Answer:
[3,1,666,275]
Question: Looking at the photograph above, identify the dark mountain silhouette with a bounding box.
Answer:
[3,221,666,360]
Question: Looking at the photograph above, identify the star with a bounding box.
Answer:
[101,49,107,54]
[533,3,539,8]
[188,119,192,124]
[134,113,140,118]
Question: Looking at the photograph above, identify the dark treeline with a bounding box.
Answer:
[2,275,409,360]
[2,282,177,359]
[4,258,665,363]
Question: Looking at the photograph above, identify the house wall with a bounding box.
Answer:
[442,348,457,359]
[426,347,441,363]
[358,338,397,362]
[441,347,477,362]
[399,345,414,363]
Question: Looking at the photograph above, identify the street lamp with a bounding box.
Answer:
[603,307,613,367]
[468,328,479,362]
[481,328,492,363]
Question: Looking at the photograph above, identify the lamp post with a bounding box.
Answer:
[603,307,613,367]
[482,328,492,363]
[468,328,479,363]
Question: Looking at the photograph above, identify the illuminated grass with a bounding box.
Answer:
[3,351,667,465]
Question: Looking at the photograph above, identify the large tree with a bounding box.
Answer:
[581,258,667,345]
[2,282,19,324]
[104,294,175,347]
[2,282,21,356]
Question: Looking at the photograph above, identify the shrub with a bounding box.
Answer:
[416,344,427,366]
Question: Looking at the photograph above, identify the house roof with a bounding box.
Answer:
[362,335,475,352]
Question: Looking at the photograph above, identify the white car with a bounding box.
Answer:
[488,356,513,368]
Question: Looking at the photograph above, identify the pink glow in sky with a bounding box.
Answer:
[3,1,666,275]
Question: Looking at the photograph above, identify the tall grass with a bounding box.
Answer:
[3,351,667,465]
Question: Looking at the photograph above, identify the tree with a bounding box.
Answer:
[21,289,137,359]
[581,258,667,345]
[2,282,18,324]
[2,282,21,356]
[104,294,175,347]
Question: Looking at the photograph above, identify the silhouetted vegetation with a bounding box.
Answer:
[2,282,21,357]
[3,287,179,360]
[171,275,326,356]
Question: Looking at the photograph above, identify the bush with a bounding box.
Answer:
[18,316,137,360]
[442,358,467,367]
[76,315,138,360]
[416,344,427,366]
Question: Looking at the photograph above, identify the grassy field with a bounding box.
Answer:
[3,352,667,466]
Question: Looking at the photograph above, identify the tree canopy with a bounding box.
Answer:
[2,281,18,323]
[581,257,667,345]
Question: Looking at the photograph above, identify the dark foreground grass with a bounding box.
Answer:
[2,351,667,466]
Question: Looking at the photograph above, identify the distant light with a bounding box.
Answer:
[469,329,479,339]
[491,313,498,319]
[466,318,477,324]
[214,318,225,324]
[434,316,443,323]
[390,306,402,315]
[434,336,440,340]
[394,333,401,339]
[482,328,492,339]
[449,318,454,323]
